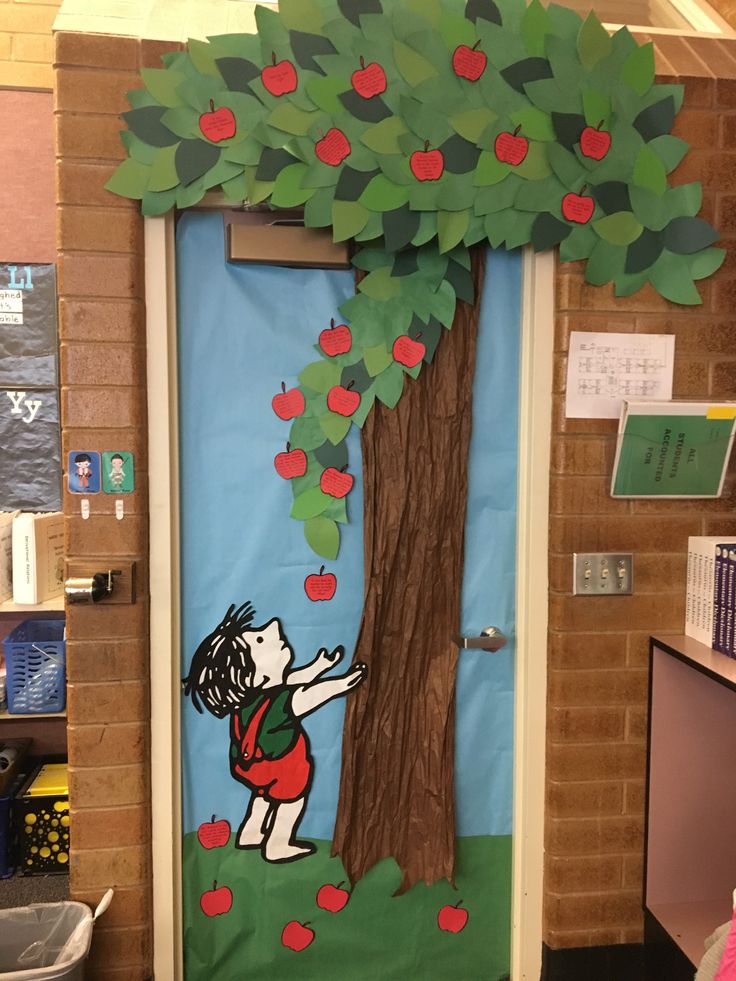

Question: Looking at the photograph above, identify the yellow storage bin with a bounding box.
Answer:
[13,764,70,875]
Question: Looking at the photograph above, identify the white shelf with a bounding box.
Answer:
[0,710,66,720]
[648,900,732,967]
[0,598,64,613]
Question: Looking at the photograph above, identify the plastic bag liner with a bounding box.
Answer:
[0,889,112,980]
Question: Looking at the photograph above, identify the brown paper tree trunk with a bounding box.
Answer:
[332,249,486,893]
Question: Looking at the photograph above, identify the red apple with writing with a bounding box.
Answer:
[452,41,487,81]
[304,566,337,602]
[562,187,595,224]
[494,126,528,166]
[437,901,468,934]
[352,56,387,98]
[281,921,315,952]
[274,443,307,479]
[200,881,233,917]
[320,467,353,499]
[393,334,426,368]
[197,815,231,849]
[580,122,611,161]
[199,100,236,143]
[327,381,360,417]
[272,382,305,420]
[261,53,298,96]
[410,142,444,182]
[317,881,350,912]
[319,319,352,357]
[315,128,351,167]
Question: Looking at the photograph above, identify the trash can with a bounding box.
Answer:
[0,889,112,980]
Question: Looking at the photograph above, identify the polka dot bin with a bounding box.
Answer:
[13,763,69,875]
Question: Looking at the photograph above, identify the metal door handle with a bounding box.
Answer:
[453,626,508,652]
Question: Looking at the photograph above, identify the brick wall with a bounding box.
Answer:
[55,31,182,981]
[0,0,60,89]
[544,36,736,950]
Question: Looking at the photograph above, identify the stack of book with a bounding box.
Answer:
[0,511,64,605]
[686,536,736,655]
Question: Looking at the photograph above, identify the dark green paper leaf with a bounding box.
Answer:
[531,212,571,251]
[315,439,349,469]
[633,96,676,143]
[122,106,179,148]
[663,217,719,255]
[175,139,220,186]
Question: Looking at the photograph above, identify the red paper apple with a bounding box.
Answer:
[261,53,298,96]
[320,467,354,499]
[580,121,612,161]
[199,100,236,143]
[393,334,426,368]
[351,56,387,99]
[315,128,351,167]
[319,319,352,357]
[327,381,361,417]
[272,382,305,420]
[274,443,308,479]
[197,815,231,849]
[562,188,595,224]
[316,881,350,912]
[452,41,487,81]
[494,126,528,166]
[304,566,337,602]
[410,142,445,182]
[437,901,468,934]
[281,921,315,952]
[200,881,233,917]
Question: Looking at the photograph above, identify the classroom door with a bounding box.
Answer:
[175,209,521,981]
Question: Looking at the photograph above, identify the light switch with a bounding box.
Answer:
[573,553,633,595]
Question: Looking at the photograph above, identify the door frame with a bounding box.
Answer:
[145,211,553,981]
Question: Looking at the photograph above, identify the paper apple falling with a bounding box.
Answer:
[272,382,305,420]
[274,443,308,479]
[320,467,353,499]
[200,881,233,917]
[437,901,469,934]
[199,100,236,143]
[281,921,315,952]
[304,566,337,602]
[197,815,231,849]
[410,142,445,182]
[580,122,612,161]
[494,126,528,166]
[452,41,487,81]
[319,319,352,357]
[315,128,351,167]
[327,381,361,417]
[351,56,387,98]
[562,187,595,224]
[261,53,298,96]
[393,334,426,368]
[316,881,350,912]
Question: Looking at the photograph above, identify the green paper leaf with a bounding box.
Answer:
[531,212,571,251]
[215,57,261,93]
[474,151,510,186]
[359,266,402,300]
[474,179,519,214]
[175,139,220,186]
[593,182,631,215]
[514,141,552,180]
[577,12,612,71]
[689,247,726,280]
[290,29,336,74]
[393,40,438,86]
[268,103,317,136]
[451,107,497,143]
[622,42,654,96]
[148,144,180,191]
[500,57,553,93]
[374,362,405,408]
[383,207,421,252]
[290,414,327,451]
[122,106,179,148]
[585,239,624,286]
[662,217,719,255]
[141,68,186,108]
[160,106,200,140]
[429,278,457,324]
[338,0,382,27]
[593,212,643,246]
[634,96,676,143]
[361,118,409,155]
[625,229,663,274]
[649,134,689,173]
[257,147,298,181]
[649,253,701,305]
[511,107,555,142]
[633,145,667,196]
[315,439,349,470]
[279,0,324,32]
[439,10,477,49]
[466,0,502,26]
[304,516,340,560]
[105,159,151,200]
[332,200,370,241]
[551,112,586,150]
[364,343,393,376]
[306,76,350,115]
[359,174,410,212]
[142,186,178,216]
[521,0,551,57]
[271,163,313,206]
[559,223,597,262]
[188,38,225,78]
[320,411,352,444]
[291,486,332,520]
[438,209,469,253]
[582,89,610,128]
[299,360,343,394]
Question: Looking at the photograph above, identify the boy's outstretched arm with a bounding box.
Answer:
[291,662,367,718]
[286,645,344,686]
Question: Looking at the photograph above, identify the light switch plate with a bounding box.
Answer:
[573,553,633,595]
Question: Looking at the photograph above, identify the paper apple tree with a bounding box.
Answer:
[107,0,724,890]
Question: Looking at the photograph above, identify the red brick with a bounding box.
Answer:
[55,32,139,71]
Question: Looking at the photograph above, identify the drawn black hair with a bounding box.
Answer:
[111,453,124,463]
[74,453,91,464]
[183,602,257,718]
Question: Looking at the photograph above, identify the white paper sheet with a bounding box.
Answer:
[566,331,675,419]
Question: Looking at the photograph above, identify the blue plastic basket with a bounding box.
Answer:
[3,620,66,714]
